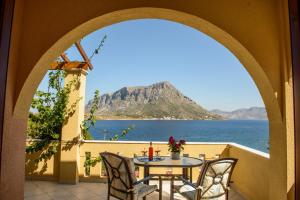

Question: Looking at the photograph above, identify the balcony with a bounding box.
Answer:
[25,180,245,200]
[25,141,269,199]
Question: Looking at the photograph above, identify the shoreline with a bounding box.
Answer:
[93,117,267,121]
[94,116,221,120]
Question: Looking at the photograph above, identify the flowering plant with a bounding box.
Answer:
[168,136,186,153]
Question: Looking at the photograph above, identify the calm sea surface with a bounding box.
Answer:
[90,120,269,153]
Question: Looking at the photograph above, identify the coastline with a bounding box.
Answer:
[92,116,267,121]
[94,116,219,120]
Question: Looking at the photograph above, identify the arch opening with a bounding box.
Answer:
[15,8,282,124]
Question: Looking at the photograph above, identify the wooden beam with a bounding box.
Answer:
[75,41,93,70]
[288,0,300,199]
[60,53,70,62]
[50,61,89,70]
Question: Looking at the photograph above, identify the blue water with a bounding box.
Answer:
[90,120,269,153]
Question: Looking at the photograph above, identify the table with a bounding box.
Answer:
[133,156,203,200]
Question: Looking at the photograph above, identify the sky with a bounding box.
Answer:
[37,19,264,111]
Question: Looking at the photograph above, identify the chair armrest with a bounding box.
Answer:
[176,176,197,189]
[133,175,156,185]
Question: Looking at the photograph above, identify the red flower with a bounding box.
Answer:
[168,136,186,153]
[169,136,175,145]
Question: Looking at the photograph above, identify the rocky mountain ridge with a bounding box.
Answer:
[86,81,221,120]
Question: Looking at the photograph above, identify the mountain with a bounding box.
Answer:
[211,107,267,120]
[86,81,221,120]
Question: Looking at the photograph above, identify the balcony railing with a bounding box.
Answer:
[25,140,270,200]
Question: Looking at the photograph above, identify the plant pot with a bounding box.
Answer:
[171,152,180,160]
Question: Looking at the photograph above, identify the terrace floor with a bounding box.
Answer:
[25,180,246,200]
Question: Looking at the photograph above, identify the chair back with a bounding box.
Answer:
[100,152,137,199]
[199,154,206,161]
[195,158,238,200]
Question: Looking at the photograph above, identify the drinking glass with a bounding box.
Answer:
[141,149,147,158]
[155,148,161,158]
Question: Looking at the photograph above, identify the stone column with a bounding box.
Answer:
[59,68,87,184]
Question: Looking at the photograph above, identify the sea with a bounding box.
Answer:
[89,120,269,153]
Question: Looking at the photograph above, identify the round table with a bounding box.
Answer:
[133,156,203,200]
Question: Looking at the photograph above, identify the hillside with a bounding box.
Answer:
[86,81,221,120]
[211,107,267,120]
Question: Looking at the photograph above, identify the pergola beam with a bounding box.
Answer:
[51,41,92,71]
[75,41,93,70]
[50,61,89,70]
[60,53,70,62]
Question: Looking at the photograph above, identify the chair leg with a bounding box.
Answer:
[170,177,174,200]
[107,187,110,200]
[159,176,162,200]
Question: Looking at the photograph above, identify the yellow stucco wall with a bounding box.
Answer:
[2,0,294,199]
[79,141,229,181]
[59,69,87,184]
[25,142,60,181]
[230,144,270,200]
[25,141,228,180]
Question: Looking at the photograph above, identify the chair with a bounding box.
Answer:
[173,158,238,200]
[100,152,159,200]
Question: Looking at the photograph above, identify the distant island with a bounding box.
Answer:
[85,81,267,120]
[211,107,267,120]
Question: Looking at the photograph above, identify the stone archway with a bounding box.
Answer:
[15,8,283,123]
[10,6,289,200]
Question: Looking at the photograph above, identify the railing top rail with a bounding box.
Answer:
[82,140,270,158]
[228,143,269,158]
[82,140,231,145]
[25,139,270,158]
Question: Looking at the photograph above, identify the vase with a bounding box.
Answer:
[171,152,180,160]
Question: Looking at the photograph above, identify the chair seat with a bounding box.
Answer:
[174,184,228,200]
[174,184,196,200]
[134,183,157,199]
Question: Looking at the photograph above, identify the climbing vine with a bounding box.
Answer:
[26,70,80,162]
[81,90,100,140]
[26,35,107,162]
[26,35,135,167]
[110,125,135,141]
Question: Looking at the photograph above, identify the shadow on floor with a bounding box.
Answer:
[25,180,245,200]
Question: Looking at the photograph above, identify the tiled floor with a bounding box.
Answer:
[25,180,245,200]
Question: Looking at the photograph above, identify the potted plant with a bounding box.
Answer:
[168,136,186,160]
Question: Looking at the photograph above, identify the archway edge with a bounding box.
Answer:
[14,7,282,123]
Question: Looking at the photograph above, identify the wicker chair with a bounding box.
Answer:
[174,158,238,200]
[100,152,159,200]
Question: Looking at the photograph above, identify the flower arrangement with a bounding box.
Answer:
[168,136,186,153]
